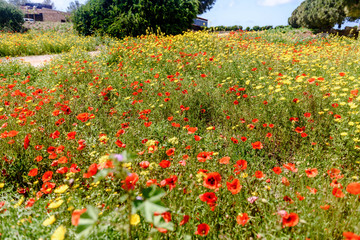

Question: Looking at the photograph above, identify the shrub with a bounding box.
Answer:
[73,0,198,38]
[0,0,24,32]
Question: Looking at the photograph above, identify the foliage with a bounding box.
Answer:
[7,0,29,6]
[67,0,82,13]
[289,0,360,30]
[0,0,24,32]
[1,29,360,239]
[198,0,216,15]
[73,0,198,38]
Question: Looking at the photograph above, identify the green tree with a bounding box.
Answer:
[67,0,82,13]
[7,0,29,6]
[198,0,216,14]
[0,0,24,32]
[289,0,360,30]
[73,0,198,38]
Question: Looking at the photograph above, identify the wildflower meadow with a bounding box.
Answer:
[0,28,360,239]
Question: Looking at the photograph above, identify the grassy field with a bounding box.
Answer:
[0,23,103,57]
[0,28,360,239]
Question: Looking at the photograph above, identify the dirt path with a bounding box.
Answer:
[0,51,100,67]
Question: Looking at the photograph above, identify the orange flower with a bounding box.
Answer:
[226,178,242,194]
[219,156,230,164]
[166,148,175,156]
[187,127,198,134]
[203,172,222,190]
[42,171,53,182]
[195,223,210,236]
[343,232,360,240]
[282,177,290,186]
[72,209,87,226]
[283,163,298,173]
[236,213,249,226]
[251,141,263,149]
[254,171,265,179]
[282,212,299,227]
[76,113,94,122]
[197,152,213,162]
[332,187,345,198]
[305,168,318,178]
[28,168,38,177]
[320,205,330,210]
[346,182,360,195]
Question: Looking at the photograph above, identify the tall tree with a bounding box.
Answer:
[198,0,216,15]
[1,0,24,31]
[67,0,82,13]
[8,0,30,6]
[42,0,54,9]
[288,0,359,30]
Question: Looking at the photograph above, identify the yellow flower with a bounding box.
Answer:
[42,215,56,226]
[0,182,4,188]
[130,214,140,225]
[54,185,69,194]
[51,225,66,240]
[48,200,64,209]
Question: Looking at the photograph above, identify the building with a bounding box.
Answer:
[20,3,70,22]
[193,17,208,27]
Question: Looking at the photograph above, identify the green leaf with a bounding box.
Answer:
[134,186,173,230]
[93,168,112,182]
[76,205,99,239]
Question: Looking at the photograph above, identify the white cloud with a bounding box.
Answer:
[257,0,294,6]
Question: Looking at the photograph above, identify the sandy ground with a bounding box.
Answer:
[0,51,100,67]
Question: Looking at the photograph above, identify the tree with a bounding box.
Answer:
[289,0,360,30]
[73,0,198,38]
[8,0,30,6]
[42,0,54,9]
[67,0,82,13]
[198,0,216,15]
[0,0,24,32]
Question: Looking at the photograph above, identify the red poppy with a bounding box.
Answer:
[72,209,87,226]
[282,213,299,227]
[42,171,53,182]
[83,163,98,178]
[237,213,249,226]
[187,127,198,134]
[254,171,265,179]
[166,148,175,156]
[304,112,311,118]
[76,113,94,122]
[320,205,330,210]
[159,160,171,168]
[283,163,298,173]
[194,135,202,141]
[343,232,360,240]
[49,130,60,139]
[197,152,213,162]
[203,172,222,190]
[282,177,290,186]
[195,223,210,236]
[346,182,360,195]
[41,182,56,194]
[56,167,68,174]
[272,167,282,175]
[121,173,139,191]
[179,215,190,226]
[24,134,30,149]
[199,192,217,204]
[332,187,345,198]
[305,168,318,178]
[226,178,242,194]
[251,141,263,149]
[28,168,38,177]
[219,156,230,164]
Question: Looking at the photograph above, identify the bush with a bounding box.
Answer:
[0,0,24,32]
[73,0,198,38]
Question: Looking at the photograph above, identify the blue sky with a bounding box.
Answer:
[50,0,358,28]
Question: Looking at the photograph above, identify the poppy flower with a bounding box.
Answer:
[203,172,222,190]
[179,215,190,226]
[283,163,298,173]
[76,113,94,122]
[219,156,230,164]
[332,187,345,198]
[187,127,197,134]
[226,178,242,194]
[121,173,139,191]
[28,168,38,177]
[24,134,30,149]
[197,152,213,162]
[195,223,210,236]
[282,177,290,186]
[237,213,249,226]
[305,168,318,178]
[194,135,202,141]
[254,171,265,179]
[272,167,282,175]
[346,182,360,195]
[166,148,175,156]
[320,205,330,210]
[199,192,217,204]
[343,232,360,240]
[42,171,53,182]
[159,160,171,168]
[83,163,98,178]
[71,208,87,226]
[251,141,263,149]
[282,213,299,227]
